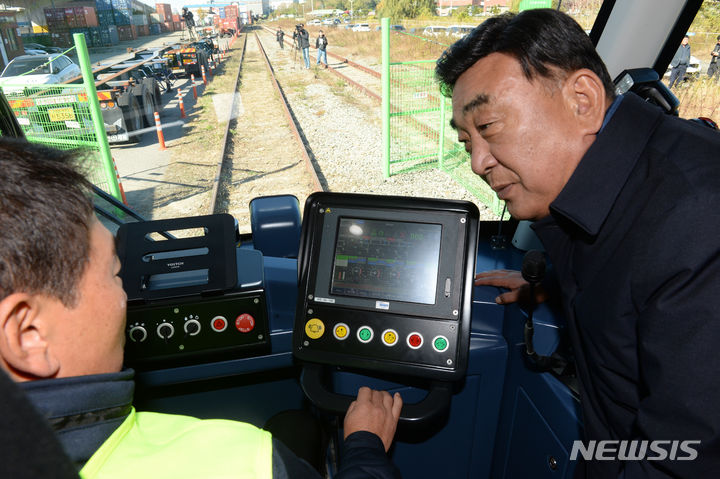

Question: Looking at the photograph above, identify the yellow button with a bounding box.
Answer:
[305,318,325,339]
[334,323,349,340]
[382,329,398,346]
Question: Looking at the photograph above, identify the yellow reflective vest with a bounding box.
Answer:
[80,408,273,479]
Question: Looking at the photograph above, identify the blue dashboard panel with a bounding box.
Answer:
[132,221,581,479]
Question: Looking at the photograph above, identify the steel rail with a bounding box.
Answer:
[252,31,324,193]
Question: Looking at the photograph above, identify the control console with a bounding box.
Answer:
[117,214,270,369]
[294,192,479,383]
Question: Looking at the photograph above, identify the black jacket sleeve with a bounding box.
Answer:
[336,431,401,479]
[272,431,400,479]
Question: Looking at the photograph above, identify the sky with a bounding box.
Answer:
[143,0,241,14]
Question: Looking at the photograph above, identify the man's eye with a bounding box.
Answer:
[477,122,492,132]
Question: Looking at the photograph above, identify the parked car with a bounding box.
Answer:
[344,23,356,30]
[0,54,80,90]
[307,19,322,26]
[423,25,450,36]
[352,23,370,32]
[448,25,474,38]
[23,47,46,56]
[22,42,63,54]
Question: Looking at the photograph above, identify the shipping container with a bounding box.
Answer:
[136,24,149,36]
[172,14,180,22]
[133,14,148,25]
[149,23,161,35]
[112,0,132,11]
[95,0,113,11]
[224,5,239,18]
[99,24,120,44]
[117,24,136,41]
[174,22,182,32]
[51,30,72,47]
[113,9,132,25]
[155,3,173,22]
[64,8,77,28]
[162,21,174,33]
[74,7,98,28]
[97,10,114,26]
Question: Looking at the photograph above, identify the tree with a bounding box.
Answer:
[377,0,435,20]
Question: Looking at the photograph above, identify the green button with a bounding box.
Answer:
[434,336,448,351]
[359,328,372,340]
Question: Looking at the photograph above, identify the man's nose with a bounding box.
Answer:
[470,138,496,176]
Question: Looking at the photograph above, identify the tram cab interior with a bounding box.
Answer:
[6,0,716,477]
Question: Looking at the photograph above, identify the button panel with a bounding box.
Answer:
[299,305,459,372]
[124,293,270,369]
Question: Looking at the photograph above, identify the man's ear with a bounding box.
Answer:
[0,293,60,380]
[563,68,609,135]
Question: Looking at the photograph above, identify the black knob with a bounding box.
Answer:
[129,326,147,343]
[157,323,174,339]
[184,320,200,336]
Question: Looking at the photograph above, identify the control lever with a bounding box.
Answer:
[300,363,451,426]
[521,250,563,371]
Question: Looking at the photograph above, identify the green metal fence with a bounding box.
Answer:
[381,18,505,217]
[1,33,120,200]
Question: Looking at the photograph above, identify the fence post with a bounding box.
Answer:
[438,96,446,170]
[381,17,390,179]
[73,32,122,201]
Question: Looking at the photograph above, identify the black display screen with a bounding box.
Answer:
[330,218,442,304]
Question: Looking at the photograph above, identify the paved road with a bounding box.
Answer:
[102,33,234,219]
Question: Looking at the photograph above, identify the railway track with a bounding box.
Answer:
[208,28,324,232]
[208,26,396,232]
[204,26,495,233]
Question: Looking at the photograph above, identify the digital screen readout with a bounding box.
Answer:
[330,218,441,304]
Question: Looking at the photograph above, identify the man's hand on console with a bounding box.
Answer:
[344,387,402,452]
[474,269,548,306]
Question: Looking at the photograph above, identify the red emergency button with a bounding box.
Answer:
[211,315,228,332]
[235,313,255,333]
[407,332,423,350]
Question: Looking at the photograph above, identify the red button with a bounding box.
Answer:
[408,333,423,348]
[211,316,228,332]
[235,313,255,333]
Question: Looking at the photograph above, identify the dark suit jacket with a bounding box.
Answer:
[533,93,720,478]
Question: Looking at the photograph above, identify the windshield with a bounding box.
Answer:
[2,58,52,77]
[5,1,716,236]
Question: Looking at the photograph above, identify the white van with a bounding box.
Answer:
[423,25,450,36]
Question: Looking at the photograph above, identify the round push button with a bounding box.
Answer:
[357,326,374,343]
[333,323,350,340]
[305,318,325,339]
[235,313,255,333]
[433,335,449,352]
[407,332,423,350]
[382,329,398,346]
[211,316,228,332]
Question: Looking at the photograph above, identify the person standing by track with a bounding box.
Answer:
[316,30,328,68]
[668,34,691,89]
[277,28,285,49]
[297,24,311,69]
[708,35,720,81]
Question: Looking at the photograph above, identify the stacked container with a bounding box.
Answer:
[155,3,173,22]
[112,0,133,39]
